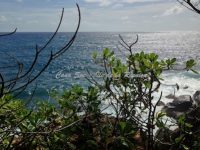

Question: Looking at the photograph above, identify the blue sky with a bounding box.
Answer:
[0,0,200,32]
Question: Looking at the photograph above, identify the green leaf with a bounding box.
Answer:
[143,59,150,68]
[119,121,126,133]
[109,51,115,57]
[185,123,193,128]
[3,139,9,146]
[92,51,97,59]
[103,48,110,59]
[86,140,98,148]
[182,144,189,150]
[175,135,184,143]
[54,134,60,142]
[144,81,151,88]
[178,115,185,125]
[166,59,170,64]
[171,58,176,64]
[186,59,196,70]
[190,69,199,74]
[156,112,166,119]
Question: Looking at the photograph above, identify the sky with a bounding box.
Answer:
[0,0,200,32]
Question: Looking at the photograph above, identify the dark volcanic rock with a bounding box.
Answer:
[185,106,200,131]
[165,94,176,99]
[193,91,200,106]
[157,101,165,106]
[163,95,193,119]
[183,86,189,89]
[173,95,193,111]
[156,107,200,149]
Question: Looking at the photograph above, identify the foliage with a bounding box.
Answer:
[90,43,198,149]
[0,42,199,149]
[0,86,141,149]
[1,0,200,149]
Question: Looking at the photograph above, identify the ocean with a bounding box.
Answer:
[0,31,200,104]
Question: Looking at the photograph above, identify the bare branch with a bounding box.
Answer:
[177,0,200,14]
[0,4,81,98]
[0,28,17,37]
[118,34,138,55]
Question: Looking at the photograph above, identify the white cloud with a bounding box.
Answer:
[0,16,7,22]
[153,5,184,18]
[112,3,124,9]
[122,0,161,3]
[0,0,199,31]
[162,5,184,16]
[84,0,163,7]
[84,0,115,6]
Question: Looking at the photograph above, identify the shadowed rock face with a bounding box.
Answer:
[193,91,200,106]
[173,95,193,111]
[163,91,200,119]
[165,94,176,99]
[166,95,193,111]
[157,101,165,106]
[163,95,193,119]
[155,106,200,150]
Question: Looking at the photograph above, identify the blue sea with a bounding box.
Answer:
[0,31,200,103]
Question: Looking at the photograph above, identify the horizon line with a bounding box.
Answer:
[0,30,200,33]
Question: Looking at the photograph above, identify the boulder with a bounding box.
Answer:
[193,91,200,106]
[157,101,165,106]
[185,106,200,131]
[162,95,193,119]
[172,95,193,111]
[183,86,189,89]
[165,94,175,99]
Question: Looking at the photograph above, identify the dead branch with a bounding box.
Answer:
[0,4,81,98]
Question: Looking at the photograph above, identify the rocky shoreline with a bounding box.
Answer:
[162,91,200,119]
